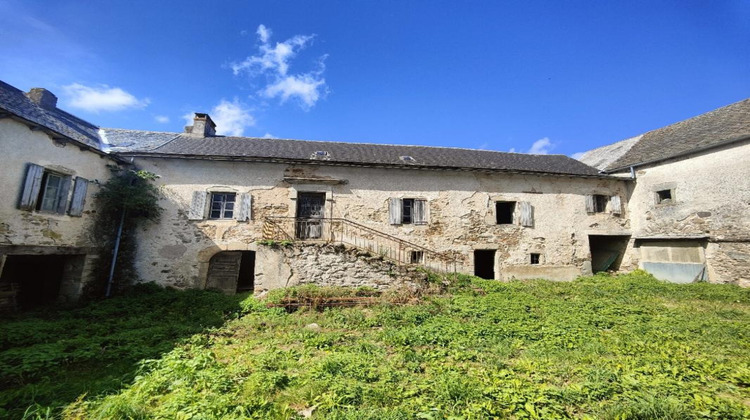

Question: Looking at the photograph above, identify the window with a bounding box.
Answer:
[38,172,65,212]
[409,250,424,264]
[585,194,609,213]
[496,201,515,224]
[402,198,414,224]
[18,163,74,215]
[210,193,236,219]
[656,189,673,204]
[188,191,252,221]
[389,198,427,225]
[530,253,541,265]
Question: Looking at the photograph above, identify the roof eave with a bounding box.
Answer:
[604,135,750,174]
[116,152,624,180]
[0,110,126,163]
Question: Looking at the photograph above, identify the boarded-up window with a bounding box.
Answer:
[68,177,89,217]
[188,191,208,220]
[390,198,427,225]
[235,193,252,221]
[610,195,622,215]
[519,201,533,227]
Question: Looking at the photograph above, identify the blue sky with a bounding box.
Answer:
[1,1,748,157]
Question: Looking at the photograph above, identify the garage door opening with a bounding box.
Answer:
[589,235,630,273]
[206,251,255,294]
[474,250,496,280]
[0,255,65,310]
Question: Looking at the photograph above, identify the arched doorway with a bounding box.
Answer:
[206,251,255,293]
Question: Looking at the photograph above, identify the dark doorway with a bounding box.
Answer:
[0,255,65,310]
[588,235,631,273]
[474,250,496,280]
[296,192,326,239]
[206,251,256,294]
[236,251,255,292]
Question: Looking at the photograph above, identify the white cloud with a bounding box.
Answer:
[154,115,169,123]
[528,137,554,154]
[256,24,272,44]
[63,83,149,113]
[508,147,517,153]
[263,74,326,109]
[262,132,276,139]
[570,152,585,160]
[231,24,327,110]
[211,99,255,136]
[184,100,255,137]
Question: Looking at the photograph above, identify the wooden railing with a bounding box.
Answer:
[262,217,458,272]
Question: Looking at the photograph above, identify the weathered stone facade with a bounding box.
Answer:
[125,156,631,292]
[0,115,115,304]
[624,140,750,286]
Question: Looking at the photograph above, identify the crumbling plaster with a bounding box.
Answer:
[626,140,750,285]
[129,156,631,289]
[0,119,111,249]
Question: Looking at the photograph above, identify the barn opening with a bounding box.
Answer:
[205,251,256,294]
[588,235,630,273]
[474,250,496,280]
[0,254,65,310]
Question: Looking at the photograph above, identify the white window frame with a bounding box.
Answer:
[209,192,237,220]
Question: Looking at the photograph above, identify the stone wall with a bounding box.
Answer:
[255,243,425,292]
[127,157,631,290]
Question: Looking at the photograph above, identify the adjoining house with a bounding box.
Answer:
[0,81,121,310]
[1,78,748,305]
[579,98,750,287]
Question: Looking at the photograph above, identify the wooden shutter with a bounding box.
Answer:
[68,177,88,217]
[55,176,72,215]
[610,195,622,215]
[519,201,533,227]
[19,163,44,211]
[414,199,427,225]
[236,193,252,221]
[389,198,402,225]
[188,191,207,220]
[585,195,595,213]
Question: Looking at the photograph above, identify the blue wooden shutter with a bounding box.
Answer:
[19,163,44,211]
[68,177,89,217]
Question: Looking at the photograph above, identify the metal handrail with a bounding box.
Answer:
[262,216,458,272]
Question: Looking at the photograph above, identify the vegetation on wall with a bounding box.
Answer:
[1,271,749,419]
[86,165,162,297]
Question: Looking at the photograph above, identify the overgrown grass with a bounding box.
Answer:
[0,283,249,419]
[4,271,750,419]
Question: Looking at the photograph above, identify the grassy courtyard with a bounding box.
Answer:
[1,271,749,419]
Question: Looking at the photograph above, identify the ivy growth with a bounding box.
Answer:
[86,165,162,298]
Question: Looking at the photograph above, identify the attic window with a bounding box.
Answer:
[310,151,331,160]
[400,156,416,163]
[656,189,673,204]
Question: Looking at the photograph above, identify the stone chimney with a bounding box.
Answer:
[186,113,216,137]
[26,88,58,110]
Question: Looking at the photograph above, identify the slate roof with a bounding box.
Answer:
[604,98,750,171]
[0,80,102,150]
[117,132,605,177]
[577,135,641,171]
[100,128,180,153]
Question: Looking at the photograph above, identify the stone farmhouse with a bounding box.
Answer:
[0,79,748,308]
